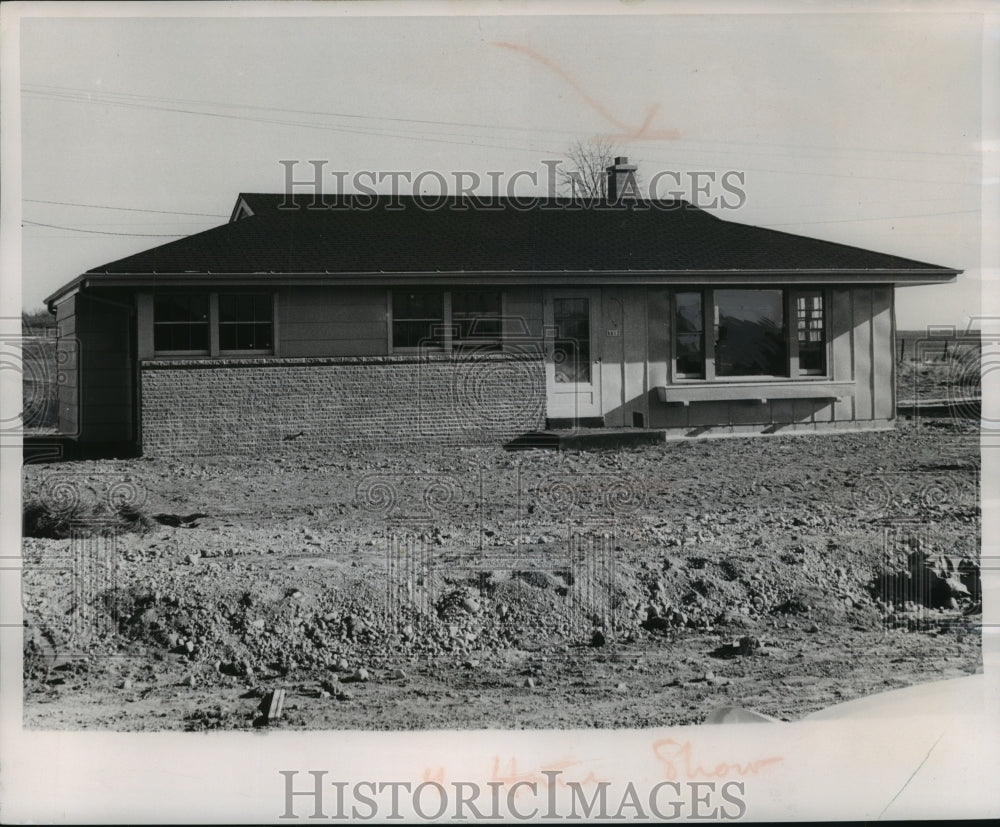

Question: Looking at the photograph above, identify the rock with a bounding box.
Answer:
[353,668,370,682]
[401,624,415,641]
[524,677,535,688]
[704,671,716,681]
[615,682,628,693]
[336,658,350,672]
[337,690,353,701]
[389,669,407,680]
[590,629,606,647]
[497,603,509,619]
[121,678,133,690]
[737,636,760,656]
[251,618,265,629]
[807,623,820,633]
[184,640,196,654]
[181,675,197,688]
[185,553,199,565]
[461,596,481,614]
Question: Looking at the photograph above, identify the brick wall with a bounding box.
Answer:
[140,353,546,457]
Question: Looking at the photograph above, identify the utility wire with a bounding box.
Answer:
[24,86,564,155]
[22,220,186,238]
[25,198,226,217]
[23,82,978,160]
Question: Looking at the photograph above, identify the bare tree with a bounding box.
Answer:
[558,137,641,201]
[558,137,618,199]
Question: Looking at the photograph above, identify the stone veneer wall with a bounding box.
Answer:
[140,354,546,457]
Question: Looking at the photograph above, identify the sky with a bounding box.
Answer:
[14,5,988,329]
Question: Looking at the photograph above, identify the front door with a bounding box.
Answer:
[544,290,602,423]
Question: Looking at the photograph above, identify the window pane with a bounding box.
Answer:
[218,293,273,351]
[452,291,501,349]
[219,323,237,351]
[796,291,825,373]
[219,294,236,321]
[675,292,704,376]
[392,291,444,348]
[393,291,444,321]
[553,298,590,383]
[714,289,786,376]
[392,320,443,349]
[154,294,208,324]
[153,294,209,352]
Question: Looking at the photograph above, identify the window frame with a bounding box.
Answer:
[451,289,503,353]
[389,289,506,355]
[670,287,830,383]
[217,292,276,355]
[152,291,276,358]
[390,289,448,353]
[152,293,211,357]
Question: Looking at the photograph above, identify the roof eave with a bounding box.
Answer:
[70,268,961,289]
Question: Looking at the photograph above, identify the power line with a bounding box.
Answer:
[25,198,227,217]
[22,220,186,238]
[27,83,977,164]
[23,86,565,156]
[23,82,581,138]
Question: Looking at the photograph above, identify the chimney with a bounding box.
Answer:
[606,156,638,202]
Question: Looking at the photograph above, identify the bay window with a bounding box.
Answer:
[672,288,826,380]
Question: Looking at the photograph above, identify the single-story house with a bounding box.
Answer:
[44,159,960,457]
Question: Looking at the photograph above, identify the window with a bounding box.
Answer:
[152,292,273,356]
[553,297,591,383]
[219,293,273,351]
[153,294,209,352]
[674,292,704,378]
[392,291,445,349]
[390,290,503,353]
[452,291,501,352]
[672,288,826,380]
[796,291,826,374]
[714,289,786,377]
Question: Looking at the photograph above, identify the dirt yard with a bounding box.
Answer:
[21,413,981,731]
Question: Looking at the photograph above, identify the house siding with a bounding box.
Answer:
[60,281,900,455]
[139,353,545,457]
[279,287,389,357]
[55,294,133,444]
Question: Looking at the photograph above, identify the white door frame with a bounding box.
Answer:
[543,289,603,422]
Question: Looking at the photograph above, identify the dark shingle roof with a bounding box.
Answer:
[81,193,955,277]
